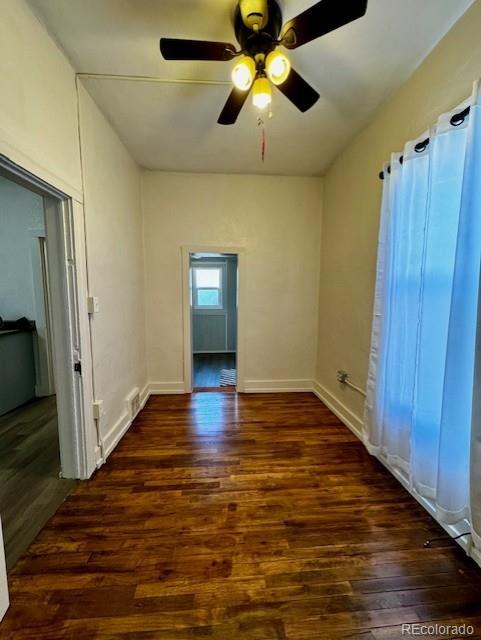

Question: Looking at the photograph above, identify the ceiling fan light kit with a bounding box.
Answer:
[252,75,272,110]
[232,55,257,90]
[265,50,291,86]
[159,0,368,125]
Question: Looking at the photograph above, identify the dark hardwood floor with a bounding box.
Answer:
[193,353,236,388]
[2,392,481,639]
[0,396,75,571]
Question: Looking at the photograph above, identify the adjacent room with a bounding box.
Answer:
[1,0,481,637]
[0,174,75,570]
[190,253,238,390]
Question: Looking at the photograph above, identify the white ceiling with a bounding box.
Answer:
[29,0,473,176]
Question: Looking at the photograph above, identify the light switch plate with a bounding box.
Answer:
[87,296,100,314]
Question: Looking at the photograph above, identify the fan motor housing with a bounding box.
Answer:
[234,0,283,55]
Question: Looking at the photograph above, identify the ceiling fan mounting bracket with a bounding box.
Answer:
[234,0,282,55]
[239,0,270,30]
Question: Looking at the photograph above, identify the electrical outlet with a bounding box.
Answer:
[337,370,348,384]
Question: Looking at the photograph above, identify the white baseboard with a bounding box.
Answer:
[149,381,186,395]
[312,380,363,439]
[311,380,481,569]
[244,379,313,393]
[140,383,150,408]
[98,381,152,464]
[102,410,132,460]
[0,519,8,621]
[472,545,481,569]
[94,445,103,469]
[375,454,476,561]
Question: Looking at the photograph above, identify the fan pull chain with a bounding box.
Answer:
[257,116,266,162]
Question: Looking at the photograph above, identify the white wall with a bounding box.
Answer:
[78,85,147,454]
[142,172,322,392]
[316,0,481,431]
[0,0,148,463]
[0,177,45,321]
[0,0,82,197]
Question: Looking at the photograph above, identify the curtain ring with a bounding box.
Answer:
[415,138,429,153]
[450,106,471,127]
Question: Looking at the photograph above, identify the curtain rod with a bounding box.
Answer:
[379,106,471,180]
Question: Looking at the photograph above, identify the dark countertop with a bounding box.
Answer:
[0,329,29,337]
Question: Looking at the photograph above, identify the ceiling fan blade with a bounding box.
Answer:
[282,0,368,50]
[218,87,251,125]
[160,38,237,61]
[276,68,320,113]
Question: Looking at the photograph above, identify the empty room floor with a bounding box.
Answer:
[193,353,236,388]
[2,393,481,638]
[0,396,75,571]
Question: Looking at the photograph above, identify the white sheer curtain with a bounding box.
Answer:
[364,79,481,558]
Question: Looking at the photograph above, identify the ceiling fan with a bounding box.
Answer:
[160,0,368,125]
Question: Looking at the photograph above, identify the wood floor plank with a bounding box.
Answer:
[2,392,481,638]
[193,353,236,388]
[0,396,76,570]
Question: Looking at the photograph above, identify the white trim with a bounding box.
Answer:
[150,382,186,395]
[312,380,363,439]
[472,545,481,568]
[182,245,246,394]
[102,411,132,460]
[375,454,476,563]
[0,157,96,480]
[45,196,96,479]
[70,199,96,478]
[245,379,313,393]
[28,229,56,397]
[0,519,8,621]
[0,145,83,204]
[96,383,151,463]
[139,383,150,409]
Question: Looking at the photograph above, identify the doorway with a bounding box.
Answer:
[0,165,89,570]
[182,247,245,393]
[191,254,237,390]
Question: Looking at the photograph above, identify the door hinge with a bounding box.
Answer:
[74,361,82,375]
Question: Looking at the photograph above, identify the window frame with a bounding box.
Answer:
[192,263,225,310]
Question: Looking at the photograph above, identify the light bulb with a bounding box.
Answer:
[252,77,272,110]
[231,56,256,91]
[266,50,291,86]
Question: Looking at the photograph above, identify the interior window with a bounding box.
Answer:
[193,267,223,309]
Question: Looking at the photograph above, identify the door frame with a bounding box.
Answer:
[181,245,246,393]
[29,228,56,397]
[0,154,96,480]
